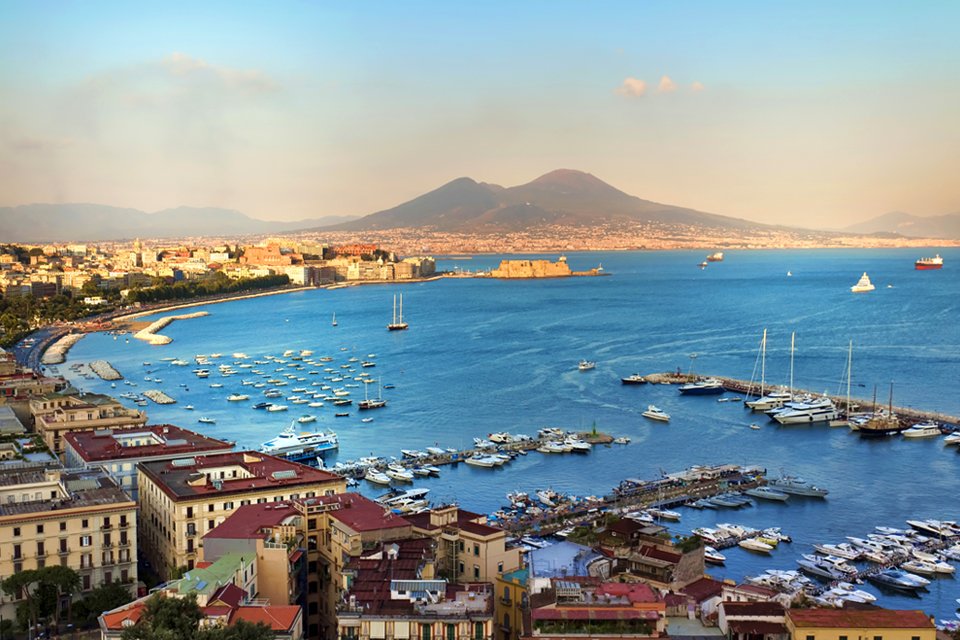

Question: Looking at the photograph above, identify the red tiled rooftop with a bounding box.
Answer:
[209,583,246,609]
[681,577,724,602]
[722,601,785,616]
[787,609,934,629]
[139,451,342,500]
[533,609,660,621]
[316,493,411,532]
[639,544,681,564]
[230,605,301,631]
[596,582,659,603]
[64,424,233,462]
[101,601,146,630]
[204,502,299,540]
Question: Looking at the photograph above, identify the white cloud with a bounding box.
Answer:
[691,81,705,92]
[616,77,647,98]
[657,75,677,93]
[161,52,277,94]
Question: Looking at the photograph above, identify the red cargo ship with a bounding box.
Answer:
[914,254,943,270]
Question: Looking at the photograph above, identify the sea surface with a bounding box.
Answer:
[59,248,960,620]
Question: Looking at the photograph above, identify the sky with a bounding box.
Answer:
[1,1,958,228]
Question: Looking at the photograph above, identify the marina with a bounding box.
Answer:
[51,249,960,620]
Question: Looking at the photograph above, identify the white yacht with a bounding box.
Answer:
[739,538,774,553]
[259,424,338,462]
[227,394,249,401]
[773,397,839,424]
[364,469,391,485]
[745,390,792,411]
[851,272,876,293]
[578,360,596,371]
[901,422,941,438]
[385,464,414,483]
[642,405,670,422]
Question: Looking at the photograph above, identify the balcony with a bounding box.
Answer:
[59,548,70,556]
[102,541,114,548]
[101,523,113,530]
[119,539,130,547]
[500,596,512,606]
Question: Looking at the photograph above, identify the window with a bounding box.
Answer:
[458,541,464,552]
[208,504,214,512]
[806,636,814,640]
[446,624,456,640]
[186,506,193,518]
[37,524,44,534]
[13,527,20,537]
[120,515,127,526]
[82,519,89,528]
[37,541,45,556]
[421,624,432,640]
[473,622,484,640]
[473,565,480,579]
[473,543,480,556]
[208,519,214,530]
[13,544,21,559]
[80,535,92,547]
[498,561,504,573]
[874,636,882,640]
[458,561,464,575]
[82,575,90,590]
[59,522,66,531]
[103,517,111,528]
[121,569,129,582]
[840,637,847,640]
[104,571,112,584]
[60,539,68,553]
[104,533,112,546]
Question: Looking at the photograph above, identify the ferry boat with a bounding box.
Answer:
[621,373,647,385]
[642,405,670,422]
[259,423,338,463]
[678,378,725,395]
[915,254,943,270]
[850,272,875,293]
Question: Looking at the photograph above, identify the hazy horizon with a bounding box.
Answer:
[2,2,958,228]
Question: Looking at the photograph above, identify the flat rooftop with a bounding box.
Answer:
[0,467,133,517]
[139,451,342,501]
[63,424,233,463]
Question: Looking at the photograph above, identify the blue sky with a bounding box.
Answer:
[1,1,958,226]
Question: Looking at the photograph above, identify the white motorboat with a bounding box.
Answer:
[267,404,288,412]
[739,538,774,553]
[704,546,726,564]
[647,508,681,521]
[364,470,391,485]
[578,360,596,371]
[814,543,861,560]
[227,394,249,401]
[464,454,499,467]
[745,390,792,411]
[642,405,670,422]
[902,422,941,438]
[297,415,317,423]
[198,417,216,424]
[385,464,414,483]
[944,432,960,446]
[743,486,789,501]
[536,488,561,507]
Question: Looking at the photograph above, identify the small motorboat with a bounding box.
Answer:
[642,405,670,422]
[578,360,596,371]
[198,417,216,424]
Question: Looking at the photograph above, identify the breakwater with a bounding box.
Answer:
[40,333,85,365]
[133,311,209,345]
[143,389,176,404]
[89,360,122,381]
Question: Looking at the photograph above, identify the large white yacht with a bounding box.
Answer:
[851,272,875,293]
[259,423,339,463]
[772,397,839,424]
[901,422,941,438]
[745,389,793,411]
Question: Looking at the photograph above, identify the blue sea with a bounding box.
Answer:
[59,248,960,621]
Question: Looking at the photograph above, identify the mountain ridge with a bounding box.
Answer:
[843,211,960,239]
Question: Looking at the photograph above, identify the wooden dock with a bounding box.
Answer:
[644,372,960,427]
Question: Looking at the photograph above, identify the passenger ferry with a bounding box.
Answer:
[259,423,339,463]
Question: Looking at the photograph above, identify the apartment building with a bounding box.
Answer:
[62,424,233,501]
[137,451,345,579]
[30,391,147,456]
[0,467,137,620]
[785,609,935,640]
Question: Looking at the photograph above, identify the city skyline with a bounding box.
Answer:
[2,1,958,229]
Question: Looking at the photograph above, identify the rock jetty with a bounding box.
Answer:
[90,360,122,381]
[134,311,209,345]
[41,333,86,365]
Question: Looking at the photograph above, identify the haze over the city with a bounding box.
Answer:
[1,1,958,229]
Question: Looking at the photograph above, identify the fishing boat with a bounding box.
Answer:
[642,405,670,422]
[578,360,596,371]
[387,294,409,331]
[851,272,875,293]
[621,373,647,385]
[915,254,943,270]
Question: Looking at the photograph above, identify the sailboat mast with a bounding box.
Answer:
[399,294,403,323]
[846,340,852,414]
[392,295,397,323]
[760,329,767,397]
[789,332,795,400]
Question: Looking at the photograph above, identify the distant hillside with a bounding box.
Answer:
[0,204,356,242]
[844,211,960,239]
[322,169,769,233]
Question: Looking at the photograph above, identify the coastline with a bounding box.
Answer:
[133,311,210,345]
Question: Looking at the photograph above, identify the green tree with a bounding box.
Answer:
[121,595,274,640]
[72,581,135,627]
[1,566,80,631]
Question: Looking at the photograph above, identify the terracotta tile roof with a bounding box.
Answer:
[204,502,299,540]
[209,583,246,608]
[722,601,785,617]
[638,544,681,564]
[788,609,934,629]
[316,493,411,532]
[100,601,146,629]
[230,605,301,631]
[533,609,661,621]
[681,577,724,602]
[139,451,342,500]
[596,582,659,603]
[63,424,232,462]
